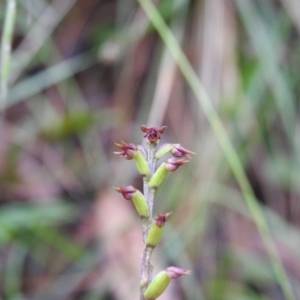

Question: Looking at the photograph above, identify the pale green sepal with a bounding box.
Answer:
[132,190,150,218]
[144,270,171,300]
[149,163,169,189]
[146,223,164,247]
[154,144,173,159]
[133,151,150,177]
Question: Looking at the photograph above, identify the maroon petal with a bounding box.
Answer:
[166,266,191,279]
[165,158,189,172]
[155,212,172,227]
[171,144,196,158]
[114,141,137,159]
[140,125,167,144]
[114,185,136,200]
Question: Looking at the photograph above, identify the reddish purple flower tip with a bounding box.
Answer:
[166,266,191,279]
[156,212,172,227]
[141,125,167,144]
[114,141,137,160]
[114,185,136,200]
[171,144,196,159]
[165,158,189,172]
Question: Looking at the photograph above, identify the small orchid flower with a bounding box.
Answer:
[141,125,167,144]
[114,141,150,177]
[114,186,149,219]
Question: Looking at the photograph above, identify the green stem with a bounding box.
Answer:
[1,0,16,107]
[137,1,295,300]
[140,142,157,300]
[147,143,156,216]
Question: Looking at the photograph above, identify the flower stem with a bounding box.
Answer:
[140,142,157,300]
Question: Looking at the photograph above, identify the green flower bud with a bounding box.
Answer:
[155,144,173,159]
[144,270,171,300]
[144,267,190,299]
[149,162,169,189]
[132,189,150,219]
[149,158,189,189]
[114,186,149,219]
[146,213,172,247]
[133,150,150,177]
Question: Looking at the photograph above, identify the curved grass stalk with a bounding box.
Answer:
[1,0,16,108]
[137,1,295,299]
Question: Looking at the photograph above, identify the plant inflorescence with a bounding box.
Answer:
[114,125,194,300]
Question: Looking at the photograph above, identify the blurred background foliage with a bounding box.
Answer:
[0,0,300,299]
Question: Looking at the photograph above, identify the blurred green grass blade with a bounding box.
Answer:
[33,226,83,260]
[164,223,205,300]
[141,0,189,128]
[0,203,77,244]
[10,0,76,84]
[5,51,95,110]
[0,0,16,105]
[3,243,28,300]
[235,0,296,139]
[137,0,295,299]
[42,252,98,299]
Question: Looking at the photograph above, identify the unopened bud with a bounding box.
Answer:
[144,267,190,299]
[146,213,172,247]
[155,144,173,159]
[133,149,150,177]
[165,158,189,171]
[114,186,149,218]
[149,162,169,189]
[149,158,189,189]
